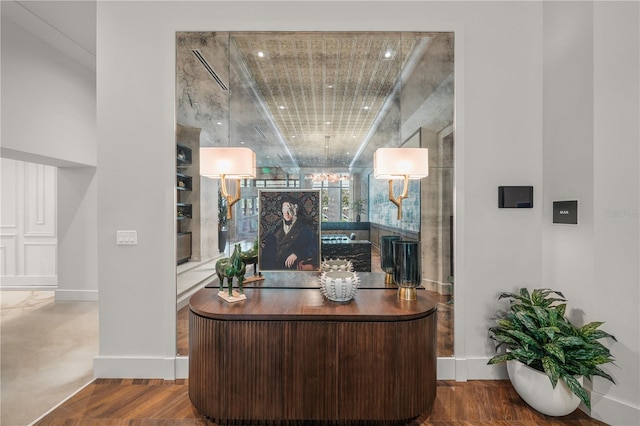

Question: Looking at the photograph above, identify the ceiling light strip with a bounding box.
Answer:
[230,42,298,170]
[349,36,432,171]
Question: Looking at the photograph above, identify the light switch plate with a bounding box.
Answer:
[117,230,137,245]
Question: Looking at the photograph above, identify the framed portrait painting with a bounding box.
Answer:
[258,190,321,271]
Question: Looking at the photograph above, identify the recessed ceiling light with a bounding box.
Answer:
[240,141,245,144]
[216,121,222,125]
[352,135,357,138]
[278,105,286,110]
[326,121,331,125]
[363,106,370,110]
[257,51,265,58]
[327,84,334,89]
[384,51,393,59]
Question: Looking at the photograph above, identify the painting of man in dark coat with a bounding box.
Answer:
[259,191,320,271]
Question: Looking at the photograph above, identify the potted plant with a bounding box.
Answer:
[218,185,228,253]
[352,198,367,222]
[488,288,616,416]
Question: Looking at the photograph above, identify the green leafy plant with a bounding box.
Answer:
[352,198,367,214]
[488,288,616,409]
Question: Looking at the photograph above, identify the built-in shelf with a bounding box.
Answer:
[176,128,199,265]
[177,203,192,219]
[177,143,192,167]
[177,173,192,191]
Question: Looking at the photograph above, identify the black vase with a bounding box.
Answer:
[380,235,401,284]
[393,240,421,300]
[218,228,228,253]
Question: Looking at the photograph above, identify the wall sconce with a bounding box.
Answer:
[200,147,256,220]
[373,147,429,220]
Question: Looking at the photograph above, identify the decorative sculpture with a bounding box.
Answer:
[240,238,261,277]
[215,243,247,302]
[321,258,354,272]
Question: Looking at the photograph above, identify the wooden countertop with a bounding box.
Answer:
[190,287,437,322]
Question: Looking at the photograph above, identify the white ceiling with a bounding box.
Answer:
[2,0,96,70]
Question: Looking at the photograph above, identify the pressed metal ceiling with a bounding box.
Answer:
[176,31,454,173]
[232,32,416,171]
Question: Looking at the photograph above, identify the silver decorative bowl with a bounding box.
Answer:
[319,270,359,303]
[321,258,354,272]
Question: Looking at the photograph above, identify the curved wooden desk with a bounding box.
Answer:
[189,283,437,425]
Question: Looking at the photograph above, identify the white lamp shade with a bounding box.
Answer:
[373,147,429,179]
[200,147,256,179]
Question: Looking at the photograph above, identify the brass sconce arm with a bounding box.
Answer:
[388,176,410,220]
[220,174,241,220]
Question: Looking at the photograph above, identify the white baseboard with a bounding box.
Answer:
[422,279,452,295]
[93,356,177,380]
[172,355,503,382]
[591,392,640,426]
[441,356,508,381]
[438,282,453,295]
[466,356,509,380]
[437,356,456,379]
[55,288,98,301]
[171,356,472,381]
[0,276,57,288]
[176,356,189,379]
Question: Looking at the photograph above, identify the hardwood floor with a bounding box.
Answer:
[35,379,608,425]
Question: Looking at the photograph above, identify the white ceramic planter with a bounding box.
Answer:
[507,359,583,416]
[319,270,359,303]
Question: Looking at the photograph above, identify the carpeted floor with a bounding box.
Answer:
[0,291,98,426]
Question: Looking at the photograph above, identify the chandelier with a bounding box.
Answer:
[305,173,349,183]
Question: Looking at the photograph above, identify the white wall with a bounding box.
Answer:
[95,0,544,377]
[1,11,98,300]
[543,2,640,424]
[57,167,98,301]
[1,158,57,288]
[95,1,639,423]
[592,3,639,424]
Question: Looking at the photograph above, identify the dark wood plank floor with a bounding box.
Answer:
[35,379,608,425]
